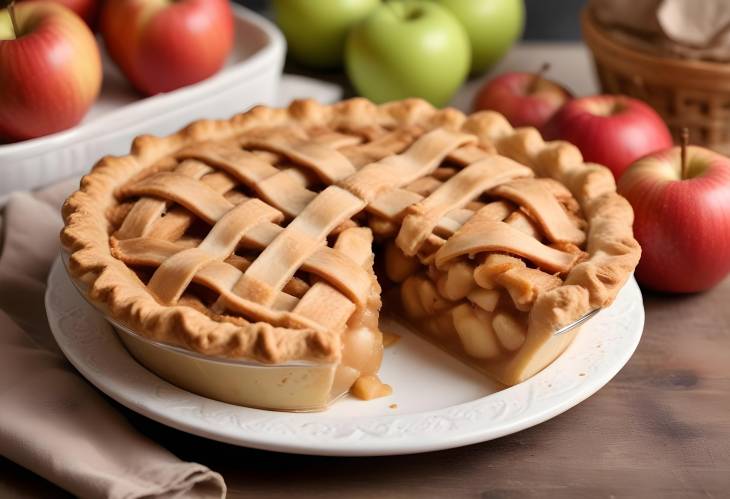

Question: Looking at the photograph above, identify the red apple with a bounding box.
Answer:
[543,95,673,180]
[101,0,234,96]
[618,144,730,292]
[0,1,102,141]
[19,0,99,28]
[473,67,572,129]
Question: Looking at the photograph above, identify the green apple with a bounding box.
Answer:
[433,0,524,74]
[273,0,379,69]
[345,1,470,107]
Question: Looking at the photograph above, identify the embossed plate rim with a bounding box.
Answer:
[45,256,644,456]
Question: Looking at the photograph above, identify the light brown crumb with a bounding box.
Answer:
[382,331,401,347]
[389,403,398,409]
[350,375,393,400]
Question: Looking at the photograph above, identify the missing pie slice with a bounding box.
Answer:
[61,98,640,411]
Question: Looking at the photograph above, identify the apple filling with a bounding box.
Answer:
[339,303,386,400]
[381,184,588,385]
[387,248,580,383]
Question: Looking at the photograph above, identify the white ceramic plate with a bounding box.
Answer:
[45,257,644,456]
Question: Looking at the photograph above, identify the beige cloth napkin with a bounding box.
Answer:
[590,0,730,62]
[0,179,226,499]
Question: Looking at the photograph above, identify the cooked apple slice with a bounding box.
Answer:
[401,276,427,319]
[452,303,501,358]
[492,312,526,351]
[351,375,392,400]
[473,253,525,289]
[417,277,452,315]
[385,241,420,283]
[437,261,475,300]
[467,288,500,312]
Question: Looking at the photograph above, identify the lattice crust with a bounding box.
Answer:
[61,98,640,375]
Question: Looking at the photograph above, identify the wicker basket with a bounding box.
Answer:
[581,8,730,155]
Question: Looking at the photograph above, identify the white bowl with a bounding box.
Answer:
[0,4,285,201]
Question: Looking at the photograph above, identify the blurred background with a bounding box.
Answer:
[235,0,588,40]
[4,0,730,214]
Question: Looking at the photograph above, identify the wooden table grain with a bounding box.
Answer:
[2,276,729,498]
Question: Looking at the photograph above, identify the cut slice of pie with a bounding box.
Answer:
[61,98,640,411]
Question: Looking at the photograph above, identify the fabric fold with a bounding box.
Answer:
[0,185,225,499]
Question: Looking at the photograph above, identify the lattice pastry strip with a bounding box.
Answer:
[396,155,534,256]
[113,236,374,324]
[245,135,357,183]
[134,125,584,328]
[492,179,586,245]
[146,199,283,304]
[228,186,366,307]
[116,159,214,239]
[338,128,476,202]
[339,126,423,167]
[178,143,318,218]
[113,168,374,333]
[145,127,480,330]
[293,226,376,331]
[111,238,302,312]
[123,171,237,224]
[435,219,579,273]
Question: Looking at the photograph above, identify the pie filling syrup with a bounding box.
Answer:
[62,99,640,411]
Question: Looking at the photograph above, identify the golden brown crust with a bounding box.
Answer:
[61,98,640,367]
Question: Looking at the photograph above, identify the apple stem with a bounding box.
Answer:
[681,127,689,179]
[7,1,18,37]
[528,63,551,93]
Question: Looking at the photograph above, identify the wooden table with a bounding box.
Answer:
[2,44,729,497]
[3,276,729,498]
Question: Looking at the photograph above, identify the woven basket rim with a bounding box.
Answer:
[581,8,730,77]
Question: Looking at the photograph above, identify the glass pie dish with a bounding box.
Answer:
[61,252,359,412]
[61,249,599,412]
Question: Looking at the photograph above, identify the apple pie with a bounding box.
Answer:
[61,98,640,411]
